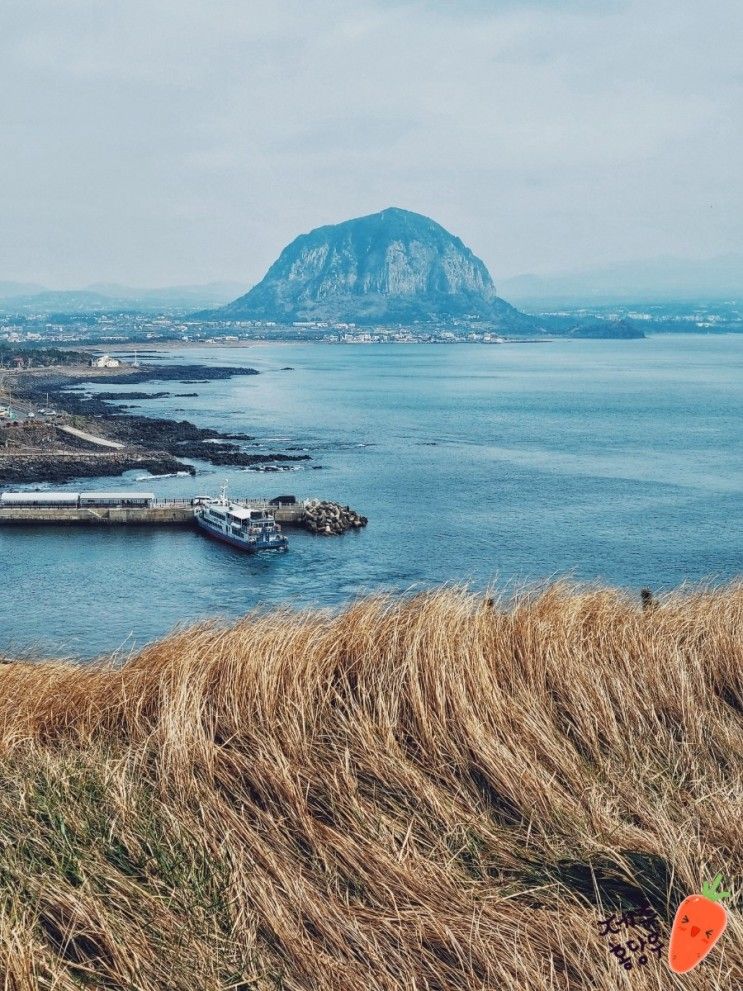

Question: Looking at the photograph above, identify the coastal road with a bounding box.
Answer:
[57,425,126,450]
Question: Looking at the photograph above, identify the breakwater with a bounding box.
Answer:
[303,499,368,534]
[0,503,196,525]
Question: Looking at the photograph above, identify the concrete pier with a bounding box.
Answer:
[0,505,194,525]
[0,499,307,527]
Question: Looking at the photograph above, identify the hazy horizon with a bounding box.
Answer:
[2,246,742,303]
[2,0,741,290]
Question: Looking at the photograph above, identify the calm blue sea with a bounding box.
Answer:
[1,335,741,658]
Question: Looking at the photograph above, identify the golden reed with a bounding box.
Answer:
[0,583,740,989]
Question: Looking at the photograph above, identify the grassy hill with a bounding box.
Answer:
[0,584,741,989]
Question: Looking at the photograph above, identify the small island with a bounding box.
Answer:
[571,318,645,340]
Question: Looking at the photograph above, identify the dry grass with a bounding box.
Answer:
[0,583,741,990]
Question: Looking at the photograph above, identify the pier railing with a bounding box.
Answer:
[150,497,304,508]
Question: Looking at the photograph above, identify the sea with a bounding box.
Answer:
[1,334,741,659]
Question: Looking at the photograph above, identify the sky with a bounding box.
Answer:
[1,0,741,289]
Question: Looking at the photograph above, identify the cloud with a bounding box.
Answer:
[0,0,740,286]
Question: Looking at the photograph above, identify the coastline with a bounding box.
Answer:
[95,337,556,351]
[0,360,313,487]
[94,339,302,352]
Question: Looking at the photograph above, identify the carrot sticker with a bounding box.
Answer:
[668,874,730,974]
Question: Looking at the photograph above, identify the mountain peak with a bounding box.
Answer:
[217,209,533,328]
[363,206,443,227]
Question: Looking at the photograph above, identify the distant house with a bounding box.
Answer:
[90,354,122,369]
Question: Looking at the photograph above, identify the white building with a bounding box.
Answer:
[89,354,123,369]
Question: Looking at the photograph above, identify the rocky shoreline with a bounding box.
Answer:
[93,391,200,401]
[0,358,372,533]
[5,363,315,484]
[0,453,193,486]
[73,364,261,386]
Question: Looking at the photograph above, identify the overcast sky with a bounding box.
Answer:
[1,0,741,289]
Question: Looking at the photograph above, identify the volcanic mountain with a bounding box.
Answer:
[215,208,537,328]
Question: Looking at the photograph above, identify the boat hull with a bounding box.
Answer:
[195,514,288,553]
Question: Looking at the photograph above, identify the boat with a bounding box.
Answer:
[194,484,288,553]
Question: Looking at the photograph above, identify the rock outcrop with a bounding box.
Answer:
[214,208,537,329]
[571,318,645,339]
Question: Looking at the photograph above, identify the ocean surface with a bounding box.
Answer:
[1,335,741,659]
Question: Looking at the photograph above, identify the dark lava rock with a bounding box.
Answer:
[9,364,314,482]
[0,453,194,486]
[95,391,172,400]
[104,417,234,447]
[203,451,310,467]
[88,364,260,385]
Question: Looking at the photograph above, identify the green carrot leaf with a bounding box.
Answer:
[701,874,731,902]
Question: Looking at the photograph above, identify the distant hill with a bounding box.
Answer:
[0,290,124,313]
[0,282,246,314]
[212,208,537,329]
[85,282,247,308]
[500,254,743,306]
[0,281,47,300]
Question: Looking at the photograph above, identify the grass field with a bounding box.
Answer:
[0,583,740,989]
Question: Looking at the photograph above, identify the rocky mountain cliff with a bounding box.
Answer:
[216,208,536,328]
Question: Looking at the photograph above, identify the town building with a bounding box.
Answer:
[89,354,123,369]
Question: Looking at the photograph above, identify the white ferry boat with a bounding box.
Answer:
[194,485,288,553]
